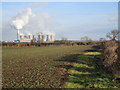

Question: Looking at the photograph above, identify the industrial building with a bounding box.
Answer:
[20,39,32,43]
[37,33,54,42]
[16,32,55,43]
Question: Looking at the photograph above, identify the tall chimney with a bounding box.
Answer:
[17,29,20,40]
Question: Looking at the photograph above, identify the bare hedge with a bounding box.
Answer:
[1,41,100,47]
[102,40,120,78]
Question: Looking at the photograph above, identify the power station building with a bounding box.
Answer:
[19,34,33,43]
[17,32,55,43]
[37,33,54,42]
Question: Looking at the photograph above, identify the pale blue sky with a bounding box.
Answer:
[1,2,118,41]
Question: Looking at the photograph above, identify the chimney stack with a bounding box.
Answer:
[17,29,20,40]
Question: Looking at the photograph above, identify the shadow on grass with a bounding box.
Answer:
[54,45,119,88]
[54,54,80,63]
[73,66,95,73]
[92,45,102,49]
[84,45,102,52]
[55,65,73,69]
[84,49,100,52]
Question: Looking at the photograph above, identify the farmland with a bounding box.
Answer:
[2,45,92,88]
[2,45,120,88]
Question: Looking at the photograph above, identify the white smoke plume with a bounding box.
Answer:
[22,12,55,35]
[10,7,55,36]
[11,8,32,30]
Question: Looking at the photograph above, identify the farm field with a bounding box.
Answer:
[2,45,92,88]
[2,45,120,88]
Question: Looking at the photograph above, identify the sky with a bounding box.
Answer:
[1,2,118,41]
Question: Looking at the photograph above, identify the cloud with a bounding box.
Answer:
[30,2,49,7]
[109,16,118,22]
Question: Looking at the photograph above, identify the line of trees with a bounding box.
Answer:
[80,30,119,42]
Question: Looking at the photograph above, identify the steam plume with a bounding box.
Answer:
[10,7,55,38]
[11,8,32,30]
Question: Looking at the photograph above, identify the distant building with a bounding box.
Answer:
[42,35,46,42]
[16,31,55,43]
[14,40,20,43]
[38,33,43,42]
[20,35,24,39]
[28,35,33,39]
[46,34,55,42]
[20,39,32,43]
[24,35,28,39]
[50,35,54,41]
[46,35,51,41]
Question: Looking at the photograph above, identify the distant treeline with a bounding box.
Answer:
[1,41,105,47]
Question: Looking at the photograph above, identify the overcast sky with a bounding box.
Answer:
[1,2,118,41]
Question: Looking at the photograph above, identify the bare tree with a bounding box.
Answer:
[106,30,119,40]
[99,38,106,42]
[62,37,68,41]
[81,36,92,42]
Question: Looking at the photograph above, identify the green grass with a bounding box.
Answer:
[2,45,92,88]
[3,45,120,88]
[63,49,120,88]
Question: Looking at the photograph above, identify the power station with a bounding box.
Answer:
[16,31,55,43]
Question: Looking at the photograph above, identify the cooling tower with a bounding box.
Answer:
[32,35,36,42]
[50,34,54,41]
[24,35,28,39]
[42,35,46,42]
[38,34,43,41]
[20,35,24,39]
[46,35,51,41]
[33,35,35,39]
[28,35,33,39]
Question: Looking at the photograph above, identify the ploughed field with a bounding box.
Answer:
[2,45,92,88]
